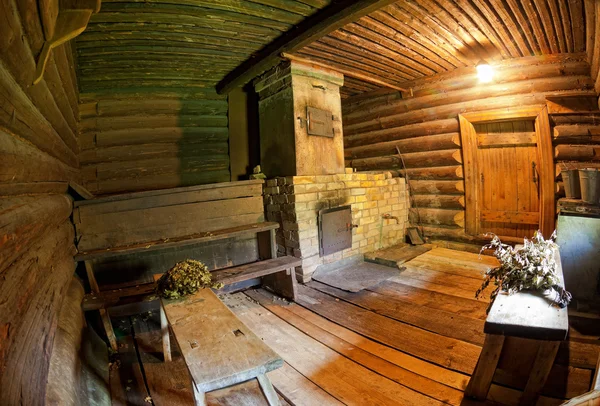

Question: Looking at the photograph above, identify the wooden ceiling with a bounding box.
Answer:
[75,0,591,99]
[295,0,589,98]
[75,0,332,97]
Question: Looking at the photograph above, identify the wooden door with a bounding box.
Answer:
[460,106,555,240]
[474,120,540,238]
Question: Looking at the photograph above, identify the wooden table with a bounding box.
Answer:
[154,278,283,406]
[465,248,568,405]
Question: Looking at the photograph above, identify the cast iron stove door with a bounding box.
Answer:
[318,205,352,256]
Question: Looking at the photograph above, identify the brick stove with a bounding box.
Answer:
[255,60,409,282]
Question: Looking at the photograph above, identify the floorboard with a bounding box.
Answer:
[107,247,599,406]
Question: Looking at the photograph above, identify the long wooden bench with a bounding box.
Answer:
[73,180,300,351]
[465,247,569,405]
[153,277,283,406]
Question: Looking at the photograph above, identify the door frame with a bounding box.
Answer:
[459,105,555,238]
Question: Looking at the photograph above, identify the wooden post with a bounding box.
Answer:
[159,303,172,362]
[192,381,207,406]
[519,340,560,405]
[465,334,505,400]
[84,261,118,351]
[257,374,280,406]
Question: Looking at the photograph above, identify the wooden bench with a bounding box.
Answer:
[153,274,283,406]
[465,247,568,405]
[73,181,301,351]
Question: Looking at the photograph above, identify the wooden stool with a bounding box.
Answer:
[465,248,568,405]
[154,276,283,406]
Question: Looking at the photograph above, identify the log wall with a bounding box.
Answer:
[0,1,81,404]
[78,93,230,195]
[343,54,597,242]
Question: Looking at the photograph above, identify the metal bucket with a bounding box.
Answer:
[579,168,600,204]
[562,169,581,199]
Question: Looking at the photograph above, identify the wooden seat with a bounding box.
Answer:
[83,256,302,311]
[155,279,283,406]
[465,247,568,405]
[75,180,302,352]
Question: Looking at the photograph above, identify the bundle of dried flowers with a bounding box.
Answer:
[476,231,571,312]
[156,259,224,299]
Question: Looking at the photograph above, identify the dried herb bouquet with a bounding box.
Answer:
[156,259,224,299]
[475,231,572,312]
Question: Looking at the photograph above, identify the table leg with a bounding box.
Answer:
[160,303,172,362]
[465,334,505,400]
[192,382,206,406]
[520,340,560,405]
[257,374,280,406]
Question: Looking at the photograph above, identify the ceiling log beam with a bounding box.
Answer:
[215,0,399,95]
[282,53,408,92]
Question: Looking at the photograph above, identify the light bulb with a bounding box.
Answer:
[476,63,494,83]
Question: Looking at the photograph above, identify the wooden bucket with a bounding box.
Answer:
[579,168,600,204]
[561,169,581,199]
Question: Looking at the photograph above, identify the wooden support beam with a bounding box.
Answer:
[215,0,400,94]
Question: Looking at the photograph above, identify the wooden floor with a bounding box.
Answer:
[109,248,600,406]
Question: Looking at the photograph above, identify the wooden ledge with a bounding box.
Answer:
[75,222,279,261]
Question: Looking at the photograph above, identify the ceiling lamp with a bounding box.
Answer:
[476,61,494,83]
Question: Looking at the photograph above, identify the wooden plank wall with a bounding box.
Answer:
[0,1,81,404]
[343,54,596,242]
[78,93,230,195]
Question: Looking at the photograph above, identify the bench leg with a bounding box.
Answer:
[519,341,560,405]
[192,382,206,406]
[160,303,172,362]
[257,374,280,406]
[465,334,505,400]
[263,268,298,302]
[85,261,118,351]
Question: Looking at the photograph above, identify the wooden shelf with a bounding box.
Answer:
[74,222,279,261]
[558,198,600,216]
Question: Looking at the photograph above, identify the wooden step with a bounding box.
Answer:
[213,256,302,286]
[83,256,301,311]
[75,222,279,261]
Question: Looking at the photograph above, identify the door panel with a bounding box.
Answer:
[474,120,539,239]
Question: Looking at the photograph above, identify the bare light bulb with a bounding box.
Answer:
[476,63,494,83]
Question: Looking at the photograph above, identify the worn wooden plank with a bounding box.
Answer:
[364,244,433,267]
[76,183,262,220]
[308,280,485,346]
[296,285,481,374]
[369,280,488,320]
[161,289,283,393]
[76,196,264,251]
[224,292,447,405]
[485,248,568,341]
[247,288,465,405]
[75,222,277,261]
[212,257,301,286]
[480,210,540,224]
